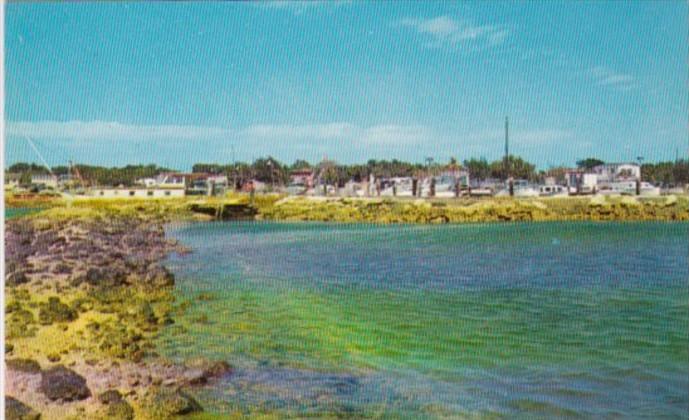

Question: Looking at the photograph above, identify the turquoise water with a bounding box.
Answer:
[159,222,689,418]
[4,207,41,219]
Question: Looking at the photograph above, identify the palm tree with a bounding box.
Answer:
[446,157,461,175]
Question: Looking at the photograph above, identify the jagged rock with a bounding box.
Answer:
[5,396,40,420]
[6,271,29,286]
[146,388,202,417]
[106,401,134,420]
[98,389,124,404]
[73,267,127,288]
[52,263,72,275]
[144,265,174,287]
[183,358,232,384]
[38,366,91,401]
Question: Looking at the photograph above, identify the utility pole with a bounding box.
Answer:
[504,117,513,196]
[636,156,644,195]
[231,145,237,190]
[504,116,509,180]
[267,159,274,190]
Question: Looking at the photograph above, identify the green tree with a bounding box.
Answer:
[290,160,312,170]
[463,158,490,182]
[576,158,605,170]
[252,157,288,186]
[490,155,537,181]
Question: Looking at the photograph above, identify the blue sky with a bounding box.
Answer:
[5,1,688,170]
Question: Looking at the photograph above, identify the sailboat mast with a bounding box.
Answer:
[23,135,55,178]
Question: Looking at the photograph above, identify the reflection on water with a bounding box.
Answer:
[159,222,689,417]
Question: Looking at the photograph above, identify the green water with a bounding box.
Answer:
[159,222,688,418]
[4,207,41,219]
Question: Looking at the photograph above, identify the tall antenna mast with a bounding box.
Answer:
[503,116,509,180]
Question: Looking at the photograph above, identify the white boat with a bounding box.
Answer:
[496,180,539,197]
[419,176,458,198]
[286,183,308,195]
[380,177,414,197]
[468,187,494,197]
[599,181,661,196]
[539,185,568,197]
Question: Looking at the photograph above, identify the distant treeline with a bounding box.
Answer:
[6,163,172,187]
[7,157,689,187]
[192,156,540,186]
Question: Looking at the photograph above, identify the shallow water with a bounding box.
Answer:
[159,221,689,418]
[5,207,41,219]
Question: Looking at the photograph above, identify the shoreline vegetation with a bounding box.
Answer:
[4,194,688,419]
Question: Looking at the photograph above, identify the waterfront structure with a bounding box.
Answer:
[155,173,187,189]
[496,180,539,197]
[186,174,229,196]
[290,169,315,188]
[86,172,188,199]
[598,181,661,196]
[539,185,568,197]
[565,170,598,194]
[30,174,58,189]
[5,173,21,188]
[591,163,641,183]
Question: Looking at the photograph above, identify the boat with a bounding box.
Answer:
[539,185,568,197]
[495,180,539,197]
[286,182,308,195]
[598,181,661,196]
[380,177,415,197]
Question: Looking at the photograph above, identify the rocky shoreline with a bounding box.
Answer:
[5,210,230,419]
[4,195,689,418]
[259,195,689,223]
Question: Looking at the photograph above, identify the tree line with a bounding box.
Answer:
[6,163,172,187]
[7,156,689,187]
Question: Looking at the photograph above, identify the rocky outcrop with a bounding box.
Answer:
[145,388,203,418]
[259,196,689,224]
[98,390,134,420]
[4,217,184,291]
[38,366,91,402]
[182,358,232,385]
[5,397,40,420]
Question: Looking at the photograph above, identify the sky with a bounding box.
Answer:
[4,1,688,171]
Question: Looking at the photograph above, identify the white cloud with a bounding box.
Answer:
[5,120,232,141]
[397,16,509,49]
[6,120,430,147]
[589,66,636,91]
[6,121,595,169]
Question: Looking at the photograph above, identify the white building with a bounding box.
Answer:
[30,174,58,189]
[155,173,187,189]
[592,163,641,183]
[565,170,598,194]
